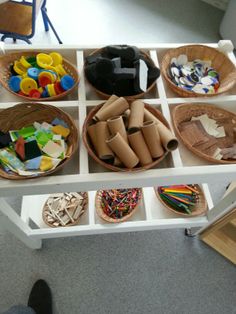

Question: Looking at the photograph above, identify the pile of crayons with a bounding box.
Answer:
[157,185,199,214]
[100,188,142,219]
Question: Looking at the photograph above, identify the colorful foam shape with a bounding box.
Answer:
[18,126,36,138]
[24,140,42,160]
[25,156,42,170]
[52,118,69,129]
[0,132,12,148]
[15,136,25,161]
[51,125,70,138]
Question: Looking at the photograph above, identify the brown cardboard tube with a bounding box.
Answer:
[87,124,99,154]
[114,156,123,166]
[156,123,178,151]
[95,97,129,121]
[128,100,144,132]
[128,131,152,166]
[141,121,164,158]
[95,122,114,160]
[123,109,130,128]
[144,108,159,124]
[106,132,139,168]
[107,116,128,143]
[99,95,119,112]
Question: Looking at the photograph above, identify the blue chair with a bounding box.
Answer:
[0,0,62,44]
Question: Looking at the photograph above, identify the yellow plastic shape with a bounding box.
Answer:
[52,125,70,138]
[36,53,53,69]
[20,56,31,69]
[47,84,56,97]
[38,71,55,83]
[13,61,27,75]
[50,52,63,66]
[20,78,38,95]
[55,64,67,76]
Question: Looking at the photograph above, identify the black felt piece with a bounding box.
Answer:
[112,57,121,68]
[148,67,160,81]
[0,132,12,148]
[84,64,97,84]
[28,280,52,314]
[106,45,140,61]
[95,57,114,77]
[25,140,42,160]
[133,60,142,93]
[86,53,102,64]
[95,78,114,94]
[114,68,136,80]
[113,79,135,96]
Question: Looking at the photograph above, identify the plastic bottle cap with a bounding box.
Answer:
[60,75,75,91]
[36,53,53,69]
[29,89,41,98]
[20,56,32,69]
[54,81,64,94]
[55,64,67,76]
[50,52,63,66]
[38,71,54,87]
[8,76,22,92]
[20,78,38,95]
[27,67,40,80]
[13,61,27,75]
[41,88,49,98]
[47,84,56,97]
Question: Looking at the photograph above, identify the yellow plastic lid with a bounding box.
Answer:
[36,53,53,69]
[50,52,63,66]
[20,78,38,95]
[47,83,56,96]
[20,56,32,69]
[13,61,27,75]
[55,64,67,76]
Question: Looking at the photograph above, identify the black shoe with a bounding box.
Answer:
[27,279,52,314]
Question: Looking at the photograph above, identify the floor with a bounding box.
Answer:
[1,0,236,314]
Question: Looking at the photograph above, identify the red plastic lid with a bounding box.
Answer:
[54,81,64,94]
[29,89,41,98]
[38,75,52,87]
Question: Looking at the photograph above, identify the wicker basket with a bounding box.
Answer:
[84,48,158,100]
[161,44,236,97]
[154,185,207,217]
[95,189,142,223]
[0,51,79,101]
[0,102,79,179]
[172,103,236,164]
[82,103,169,172]
[42,192,88,227]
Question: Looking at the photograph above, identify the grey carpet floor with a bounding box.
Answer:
[1,0,236,313]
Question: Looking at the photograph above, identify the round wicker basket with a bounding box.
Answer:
[154,185,207,217]
[161,44,236,97]
[42,192,88,227]
[82,103,169,172]
[0,102,79,180]
[0,51,79,101]
[95,189,142,223]
[84,48,158,100]
[172,103,236,164]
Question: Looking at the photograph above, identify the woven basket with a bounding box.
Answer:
[0,51,79,101]
[154,185,207,217]
[95,189,142,223]
[172,103,236,164]
[84,48,157,100]
[0,102,79,179]
[161,44,236,97]
[82,103,169,172]
[42,192,88,227]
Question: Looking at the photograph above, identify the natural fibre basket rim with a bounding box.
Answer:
[0,102,79,180]
[95,188,143,223]
[84,47,158,100]
[154,185,208,217]
[0,51,79,101]
[171,102,236,164]
[82,102,170,172]
[42,192,88,227]
[161,44,236,98]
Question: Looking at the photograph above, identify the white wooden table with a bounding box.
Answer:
[0,41,235,249]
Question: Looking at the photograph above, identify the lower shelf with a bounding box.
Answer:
[21,185,212,239]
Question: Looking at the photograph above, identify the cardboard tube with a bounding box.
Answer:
[144,108,159,124]
[95,122,114,160]
[95,97,129,121]
[106,132,139,168]
[87,124,99,154]
[156,123,178,151]
[123,109,130,128]
[141,121,164,158]
[128,131,152,166]
[114,156,123,166]
[107,116,128,143]
[128,100,144,132]
[99,94,119,113]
